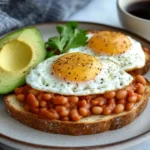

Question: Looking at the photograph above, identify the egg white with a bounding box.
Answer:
[26,54,133,96]
[68,34,146,71]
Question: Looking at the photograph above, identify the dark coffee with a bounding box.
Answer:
[126,1,150,20]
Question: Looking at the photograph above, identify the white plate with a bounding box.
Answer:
[0,22,150,150]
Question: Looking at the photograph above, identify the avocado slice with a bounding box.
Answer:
[0,27,47,94]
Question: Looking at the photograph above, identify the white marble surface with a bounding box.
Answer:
[67,0,150,150]
[0,0,150,150]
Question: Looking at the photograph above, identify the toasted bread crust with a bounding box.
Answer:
[88,30,150,76]
[5,81,150,135]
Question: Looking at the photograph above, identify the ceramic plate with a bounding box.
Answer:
[0,22,150,150]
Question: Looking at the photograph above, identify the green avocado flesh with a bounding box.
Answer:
[0,27,47,94]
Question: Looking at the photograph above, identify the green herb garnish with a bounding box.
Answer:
[45,22,88,58]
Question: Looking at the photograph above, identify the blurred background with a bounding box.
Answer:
[67,0,121,28]
[0,0,120,35]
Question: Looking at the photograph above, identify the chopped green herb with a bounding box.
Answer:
[45,22,88,58]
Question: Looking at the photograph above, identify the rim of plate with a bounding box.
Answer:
[0,21,150,149]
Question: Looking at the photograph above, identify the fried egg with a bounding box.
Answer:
[26,52,133,96]
[68,31,146,71]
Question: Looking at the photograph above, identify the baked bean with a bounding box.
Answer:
[29,89,39,95]
[50,108,58,113]
[116,90,128,99]
[136,83,145,94]
[92,97,107,106]
[108,98,115,105]
[42,94,52,101]
[128,90,135,96]
[98,97,107,106]
[135,75,146,85]
[136,94,142,102]
[107,103,116,110]
[125,103,135,111]
[55,106,69,117]
[92,106,103,115]
[90,99,99,105]
[14,87,23,94]
[16,94,25,102]
[128,95,137,103]
[55,105,63,113]
[39,109,48,119]
[70,109,82,121]
[114,104,124,114]
[24,104,30,111]
[59,107,70,117]
[37,94,42,101]
[71,114,82,121]
[26,94,39,108]
[61,116,69,121]
[117,99,126,105]
[39,107,47,113]
[32,108,39,114]
[39,100,47,108]
[79,107,90,117]
[60,110,70,117]
[103,107,112,115]
[77,100,87,108]
[63,103,70,108]
[47,112,56,120]
[40,110,59,120]
[104,91,116,99]
[48,109,59,120]
[52,96,68,105]
[68,96,79,104]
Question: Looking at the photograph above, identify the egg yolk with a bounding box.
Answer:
[88,31,131,55]
[52,52,102,82]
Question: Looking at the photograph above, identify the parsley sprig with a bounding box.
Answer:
[45,22,88,58]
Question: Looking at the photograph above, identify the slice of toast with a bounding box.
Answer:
[5,81,150,135]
